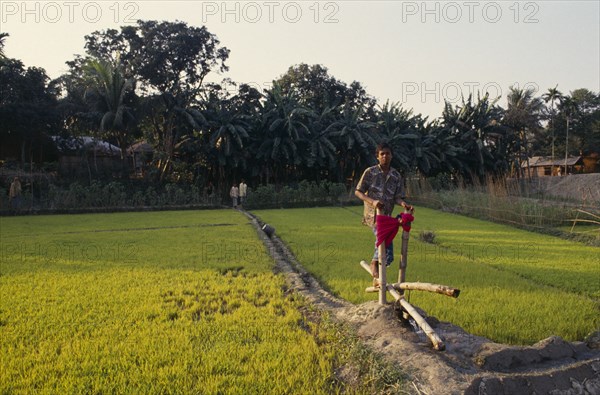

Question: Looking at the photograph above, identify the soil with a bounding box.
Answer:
[242,210,600,395]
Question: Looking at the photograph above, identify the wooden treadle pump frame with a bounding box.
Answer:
[359,208,460,351]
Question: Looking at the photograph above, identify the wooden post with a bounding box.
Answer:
[377,208,387,305]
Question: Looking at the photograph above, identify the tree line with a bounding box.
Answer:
[1,21,599,194]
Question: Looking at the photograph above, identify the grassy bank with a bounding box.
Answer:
[255,206,599,345]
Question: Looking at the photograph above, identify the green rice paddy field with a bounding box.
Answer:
[1,210,403,394]
[1,207,598,393]
[255,206,599,345]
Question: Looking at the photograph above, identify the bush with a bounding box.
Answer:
[1,177,352,213]
[244,181,349,209]
[131,190,146,207]
[7,180,221,212]
[418,230,437,244]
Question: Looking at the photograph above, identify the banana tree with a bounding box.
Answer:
[443,93,505,180]
[376,101,421,170]
[306,106,338,179]
[139,92,207,181]
[330,105,377,184]
[204,96,251,185]
[254,84,314,184]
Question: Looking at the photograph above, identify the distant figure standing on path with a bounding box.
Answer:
[230,184,239,208]
[239,180,247,206]
[9,177,22,213]
[355,142,412,286]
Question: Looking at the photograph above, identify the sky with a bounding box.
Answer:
[2,0,599,120]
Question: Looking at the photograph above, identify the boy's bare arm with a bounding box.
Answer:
[355,190,383,209]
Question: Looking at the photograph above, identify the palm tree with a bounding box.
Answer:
[83,56,136,176]
[503,87,544,179]
[542,85,563,174]
[559,96,579,175]
[0,32,8,60]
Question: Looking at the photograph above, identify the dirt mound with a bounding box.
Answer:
[243,210,600,394]
[338,302,599,394]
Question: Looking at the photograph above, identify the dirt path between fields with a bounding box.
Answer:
[242,210,600,395]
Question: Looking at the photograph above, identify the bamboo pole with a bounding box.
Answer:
[359,206,449,351]
[377,209,387,305]
[359,260,373,274]
[391,282,460,298]
[387,285,445,351]
[360,260,381,293]
[398,229,409,291]
[378,243,387,304]
[360,262,446,350]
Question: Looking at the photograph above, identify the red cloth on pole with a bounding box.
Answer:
[400,212,414,232]
[376,215,399,247]
[376,213,415,247]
